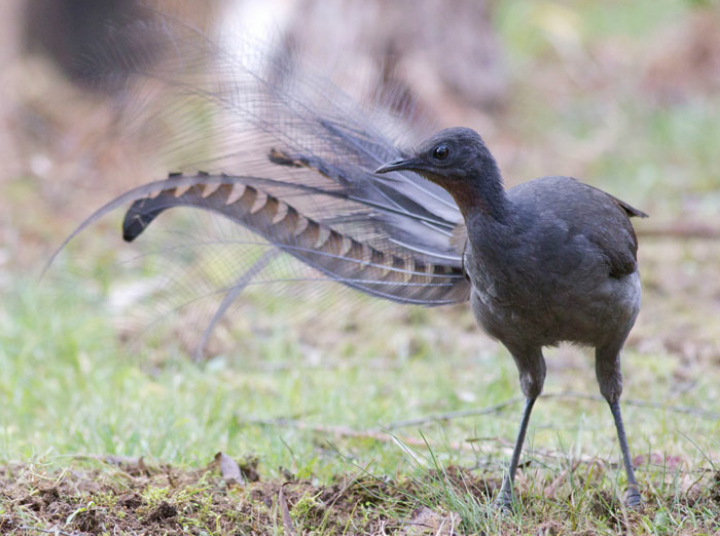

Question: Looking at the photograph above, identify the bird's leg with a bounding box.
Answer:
[498,396,537,510]
[596,345,641,507]
[609,399,641,507]
[496,347,546,510]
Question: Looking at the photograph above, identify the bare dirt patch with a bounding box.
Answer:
[0,456,425,535]
[3,457,719,535]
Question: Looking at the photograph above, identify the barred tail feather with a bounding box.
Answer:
[120,173,470,306]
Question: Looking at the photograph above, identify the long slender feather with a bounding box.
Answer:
[50,14,472,353]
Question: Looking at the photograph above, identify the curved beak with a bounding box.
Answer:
[375,157,423,174]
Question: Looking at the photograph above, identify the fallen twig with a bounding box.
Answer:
[244,417,475,452]
[384,398,523,430]
[18,526,82,536]
[69,454,141,465]
[382,392,719,431]
[245,414,716,475]
[244,390,718,457]
[541,392,720,420]
[636,221,720,240]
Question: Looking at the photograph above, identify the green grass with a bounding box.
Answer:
[3,0,720,533]
[3,274,716,472]
[2,268,719,533]
[494,0,720,219]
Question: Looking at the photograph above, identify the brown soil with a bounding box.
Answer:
[0,456,429,535]
[2,457,720,535]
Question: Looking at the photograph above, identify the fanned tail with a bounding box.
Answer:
[122,172,469,306]
[46,12,472,355]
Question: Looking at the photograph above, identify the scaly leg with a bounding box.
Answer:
[498,397,537,510]
[596,338,642,508]
[609,399,641,507]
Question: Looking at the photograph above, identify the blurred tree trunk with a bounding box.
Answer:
[0,0,23,181]
[279,0,507,119]
[0,0,21,67]
[21,0,224,94]
[22,0,152,91]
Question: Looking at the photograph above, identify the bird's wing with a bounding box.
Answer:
[582,184,648,220]
[509,176,647,279]
[47,14,469,355]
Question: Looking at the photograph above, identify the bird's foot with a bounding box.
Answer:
[494,491,514,513]
[624,487,642,509]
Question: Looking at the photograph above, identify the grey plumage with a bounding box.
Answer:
[376,127,647,508]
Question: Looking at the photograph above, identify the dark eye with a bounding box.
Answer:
[433,144,449,160]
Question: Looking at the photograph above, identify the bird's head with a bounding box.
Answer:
[376,127,506,219]
[375,127,499,190]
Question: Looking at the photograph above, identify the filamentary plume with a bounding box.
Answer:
[48,15,470,356]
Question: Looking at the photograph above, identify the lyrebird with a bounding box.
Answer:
[51,19,647,509]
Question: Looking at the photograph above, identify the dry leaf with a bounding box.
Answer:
[215,452,245,487]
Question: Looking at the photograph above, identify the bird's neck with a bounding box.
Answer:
[449,164,511,225]
[458,168,524,286]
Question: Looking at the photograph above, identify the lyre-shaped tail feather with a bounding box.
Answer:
[44,14,473,355]
[122,172,470,306]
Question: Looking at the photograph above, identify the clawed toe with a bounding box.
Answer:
[624,489,642,509]
[494,492,515,513]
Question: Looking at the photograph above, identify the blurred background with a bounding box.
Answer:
[3,0,720,356]
[0,0,719,503]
